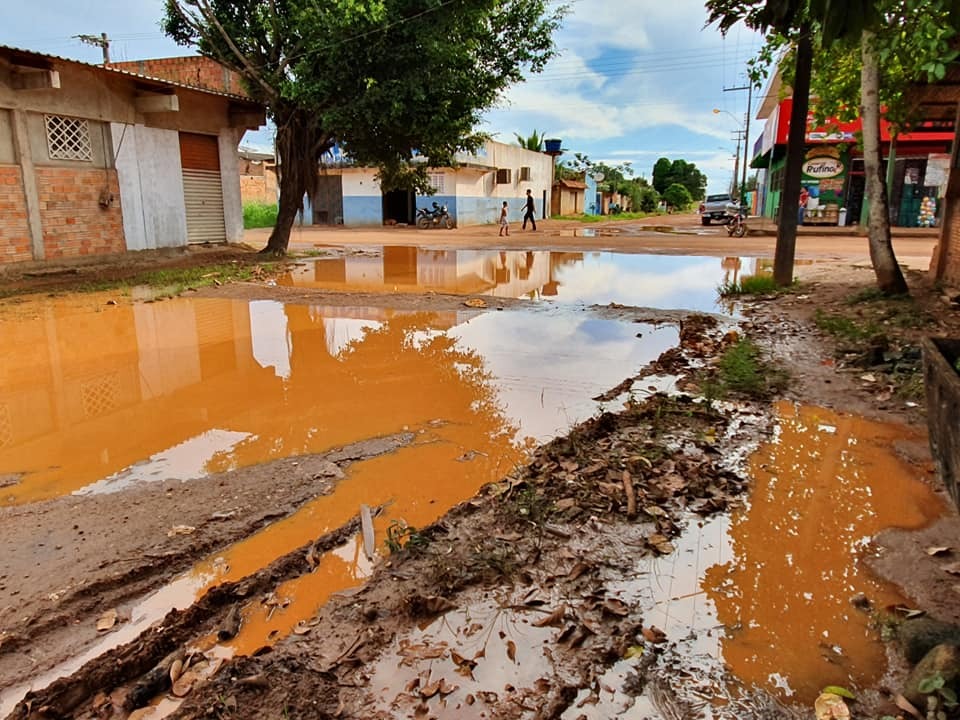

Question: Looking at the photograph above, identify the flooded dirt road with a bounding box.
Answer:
[0,245,952,720]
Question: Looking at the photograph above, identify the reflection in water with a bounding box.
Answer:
[705,402,944,702]
[281,248,770,313]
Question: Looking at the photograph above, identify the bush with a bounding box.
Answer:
[243,202,279,229]
[637,186,660,213]
[662,183,693,211]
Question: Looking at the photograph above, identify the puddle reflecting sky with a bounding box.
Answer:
[280,249,761,313]
[0,297,673,505]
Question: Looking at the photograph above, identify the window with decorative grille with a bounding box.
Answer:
[45,115,93,162]
[428,172,445,193]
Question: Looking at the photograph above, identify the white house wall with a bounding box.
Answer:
[341,168,382,226]
[112,123,189,251]
[452,141,553,226]
[218,128,244,243]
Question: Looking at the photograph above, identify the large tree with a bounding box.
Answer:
[164,0,563,255]
[652,157,707,199]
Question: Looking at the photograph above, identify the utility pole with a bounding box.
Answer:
[731,130,745,198]
[74,33,110,64]
[724,81,753,207]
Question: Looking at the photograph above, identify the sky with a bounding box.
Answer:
[3,0,765,194]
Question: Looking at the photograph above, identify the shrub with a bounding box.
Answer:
[243,202,279,229]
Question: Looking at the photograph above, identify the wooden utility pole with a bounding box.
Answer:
[74,33,111,64]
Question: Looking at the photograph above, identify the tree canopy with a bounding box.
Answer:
[652,158,707,200]
[663,183,694,210]
[515,130,545,151]
[163,0,564,254]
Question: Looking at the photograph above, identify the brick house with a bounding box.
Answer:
[0,48,264,265]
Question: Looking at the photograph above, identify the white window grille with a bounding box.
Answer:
[428,172,445,194]
[45,115,93,162]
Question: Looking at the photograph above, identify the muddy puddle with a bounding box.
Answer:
[365,402,943,719]
[0,290,678,714]
[279,249,763,313]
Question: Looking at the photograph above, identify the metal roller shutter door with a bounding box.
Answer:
[179,133,226,244]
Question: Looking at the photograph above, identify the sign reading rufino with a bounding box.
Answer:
[802,146,845,179]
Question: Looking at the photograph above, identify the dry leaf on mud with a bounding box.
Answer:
[167,525,196,537]
[554,498,577,511]
[96,608,118,631]
[420,680,443,699]
[641,626,668,644]
[399,642,447,665]
[463,298,487,308]
[647,534,675,555]
[533,605,568,628]
[814,692,850,719]
[172,669,202,698]
[895,693,924,719]
[506,639,517,662]
[601,598,630,617]
[566,561,592,582]
[292,621,312,636]
[169,658,184,684]
[943,562,960,576]
[927,546,952,556]
[127,709,155,720]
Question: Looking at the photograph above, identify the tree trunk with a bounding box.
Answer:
[773,26,813,287]
[260,108,329,257]
[860,29,908,294]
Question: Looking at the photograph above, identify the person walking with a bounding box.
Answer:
[498,201,510,236]
[522,189,537,231]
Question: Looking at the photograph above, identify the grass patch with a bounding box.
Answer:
[718,274,781,296]
[553,211,654,223]
[704,338,788,400]
[814,309,880,341]
[243,202,278,229]
[77,262,275,296]
[846,287,912,305]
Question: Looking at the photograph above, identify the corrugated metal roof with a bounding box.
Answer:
[0,44,259,104]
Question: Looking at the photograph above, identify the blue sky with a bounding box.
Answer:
[3,0,763,193]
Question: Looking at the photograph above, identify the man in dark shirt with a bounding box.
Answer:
[522,189,537,231]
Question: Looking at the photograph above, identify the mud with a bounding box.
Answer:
[1,231,959,720]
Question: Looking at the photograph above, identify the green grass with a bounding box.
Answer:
[77,262,274,296]
[718,274,781,296]
[814,309,880,341]
[704,338,788,400]
[243,202,279,229]
[553,211,655,223]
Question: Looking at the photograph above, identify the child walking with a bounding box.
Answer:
[498,201,510,236]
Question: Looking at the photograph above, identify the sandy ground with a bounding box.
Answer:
[1,216,958,720]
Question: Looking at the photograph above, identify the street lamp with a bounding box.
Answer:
[713,106,751,208]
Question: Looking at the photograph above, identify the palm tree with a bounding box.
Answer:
[514,130,544,151]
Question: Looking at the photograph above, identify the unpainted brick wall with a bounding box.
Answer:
[110,57,248,97]
[0,165,33,263]
[36,167,124,259]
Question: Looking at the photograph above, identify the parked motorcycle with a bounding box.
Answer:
[416,202,454,229]
[724,202,747,238]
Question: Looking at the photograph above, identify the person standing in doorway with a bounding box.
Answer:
[522,189,537,231]
[498,201,510,236]
[799,186,810,225]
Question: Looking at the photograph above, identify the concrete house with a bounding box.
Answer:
[0,48,264,265]
[302,140,554,227]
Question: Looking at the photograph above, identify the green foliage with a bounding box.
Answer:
[662,183,693,210]
[515,129,545,151]
[705,337,789,400]
[164,0,566,252]
[821,685,856,700]
[652,157,707,200]
[243,202,279,229]
[78,262,274,296]
[633,184,660,213]
[385,519,428,554]
[718,273,780,296]
[814,309,880,340]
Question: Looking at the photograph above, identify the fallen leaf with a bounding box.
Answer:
[601,598,630,617]
[167,525,196,537]
[506,640,517,662]
[292,621,312,636]
[894,693,923,719]
[624,645,644,659]
[532,605,567,628]
[463,298,487,308]
[554,498,577,511]
[567,562,592,581]
[647,534,675,555]
[169,658,184,684]
[821,686,856,700]
[641,626,667,644]
[96,609,118,631]
[859,373,877,383]
[814,692,850,720]
[420,680,442,699]
[943,562,960,576]
[927,546,952,556]
[437,679,458,696]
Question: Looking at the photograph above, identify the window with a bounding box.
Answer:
[496,168,512,184]
[428,172,445,193]
[44,115,93,162]
[519,166,531,181]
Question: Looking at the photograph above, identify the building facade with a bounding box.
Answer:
[0,48,263,265]
[751,92,953,228]
[301,140,554,227]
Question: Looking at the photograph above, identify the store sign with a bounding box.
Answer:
[803,156,844,178]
